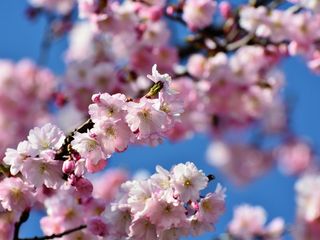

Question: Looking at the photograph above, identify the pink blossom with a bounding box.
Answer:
[197,188,226,223]
[3,140,36,175]
[182,0,216,30]
[71,131,106,166]
[62,160,76,174]
[126,97,167,139]
[105,163,226,239]
[0,177,34,213]
[74,177,93,197]
[87,216,108,236]
[27,123,65,154]
[0,59,55,158]
[171,162,208,202]
[228,204,285,239]
[128,217,157,240]
[21,150,64,189]
[276,140,313,175]
[228,205,267,238]
[144,197,186,230]
[207,141,273,185]
[295,174,320,222]
[93,119,131,156]
[92,169,128,201]
[187,54,207,79]
[89,93,127,123]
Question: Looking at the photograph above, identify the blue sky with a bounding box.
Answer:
[1,1,320,239]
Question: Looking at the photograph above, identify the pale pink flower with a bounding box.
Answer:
[187,54,207,78]
[295,174,320,222]
[3,140,36,175]
[144,197,186,230]
[159,92,184,127]
[127,180,154,213]
[229,204,285,239]
[104,207,132,237]
[267,217,285,239]
[171,162,208,202]
[21,150,64,189]
[128,217,157,240]
[71,131,106,164]
[239,6,268,34]
[276,140,313,175]
[147,64,172,94]
[188,215,214,236]
[92,169,128,201]
[41,190,85,234]
[89,93,127,123]
[141,21,170,47]
[182,0,216,30]
[150,165,171,190]
[0,177,34,212]
[197,191,225,223]
[74,158,86,177]
[87,216,108,236]
[74,177,93,197]
[126,97,167,139]
[94,119,131,156]
[27,123,65,154]
[228,205,267,238]
[207,141,273,185]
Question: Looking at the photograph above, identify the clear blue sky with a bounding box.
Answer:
[1,1,320,239]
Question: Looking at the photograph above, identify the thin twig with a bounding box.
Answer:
[18,225,86,240]
[13,209,30,240]
[55,119,94,160]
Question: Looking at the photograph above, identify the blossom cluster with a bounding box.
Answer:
[3,123,65,189]
[3,0,320,239]
[1,64,182,194]
[63,0,177,113]
[228,204,285,240]
[0,59,55,158]
[27,163,224,240]
[105,162,226,239]
[68,64,183,175]
[206,138,315,185]
[239,5,320,73]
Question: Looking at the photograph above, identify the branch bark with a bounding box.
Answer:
[18,225,87,240]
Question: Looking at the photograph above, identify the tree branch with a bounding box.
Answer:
[18,225,86,240]
[13,209,30,240]
[55,119,94,161]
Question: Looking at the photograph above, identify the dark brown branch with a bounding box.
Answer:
[13,209,30,240]
[55,119,94,160]
[18,225,86,240]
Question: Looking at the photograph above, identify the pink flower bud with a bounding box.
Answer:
[68,174,78,186]
[219,1,232,19]
[75,178,93,197]
[191,201,199,211]
[148,6,163,21]
[92,93,101,103]
[87,217,108,236]
[166,6,175,16]
[62,160,75,174]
